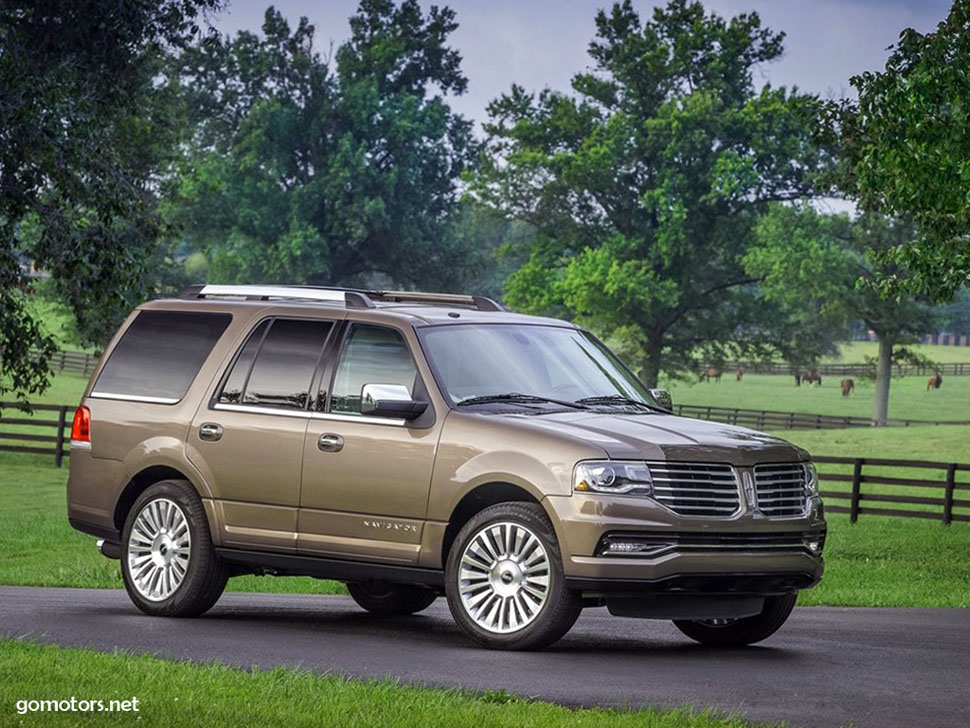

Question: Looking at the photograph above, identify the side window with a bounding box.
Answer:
[329,325,418,415]
[218,318,332,411]
[217,320,270,404]
[94,310,231,402]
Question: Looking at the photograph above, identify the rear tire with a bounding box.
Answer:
[121,479,228,617]
[347,581,438,615]
[445,502,582,650]
[673,593,797,646]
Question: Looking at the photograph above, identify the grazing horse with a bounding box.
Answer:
[701,367,722,383]
[735,367,744,382]
[927,373,943,390]
[841,378,854,397]
[802,370,823,386]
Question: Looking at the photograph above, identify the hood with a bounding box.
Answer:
[497,411,809,466]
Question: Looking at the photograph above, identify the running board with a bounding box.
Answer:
[214,548,444,587]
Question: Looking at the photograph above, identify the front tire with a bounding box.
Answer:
[347,581,438,615]
[121,479,228,617]
[445,502,582,650]
[673,593,798,646]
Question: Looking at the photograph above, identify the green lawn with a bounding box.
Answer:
[775,425,970,462]
[824,340,970,365]
[3,446,969,607]
[25,293,92,353]
[0,639,757,728]
[665,372,970,422]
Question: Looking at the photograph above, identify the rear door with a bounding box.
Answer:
[186,317,336,552]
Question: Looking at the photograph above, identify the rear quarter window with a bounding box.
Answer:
[92,310,232,402]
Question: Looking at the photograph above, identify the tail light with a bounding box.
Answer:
[71,405,91,443]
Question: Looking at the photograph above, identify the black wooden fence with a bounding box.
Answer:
[672,403,970,430]
[30,349,99,377]
[814,456,970,524]
[0,402,71,466]
[711,361,970,377]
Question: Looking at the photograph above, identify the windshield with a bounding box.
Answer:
[419,324,657,409]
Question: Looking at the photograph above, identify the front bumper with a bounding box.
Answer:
[545,493,826,594]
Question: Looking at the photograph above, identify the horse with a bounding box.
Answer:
[927,373,943,390]
[701,367,722,383]
[840,378,854,397]
[802,370,822,386]
[735,367,744,382]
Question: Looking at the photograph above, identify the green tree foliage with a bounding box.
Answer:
[472,0,825,386]
[0,0,220,400]
[167,2,477,289]
[747,205,937,424]
[832,0,970,299]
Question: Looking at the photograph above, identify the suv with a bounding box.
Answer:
[67,284,825,650]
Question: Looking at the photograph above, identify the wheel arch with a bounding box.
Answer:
[441,481,558,566]
[113,465,209,536]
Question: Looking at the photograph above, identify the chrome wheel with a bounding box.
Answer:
[457,521,550,634]
[126,498,191,602]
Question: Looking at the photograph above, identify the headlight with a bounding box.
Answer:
[803,462,819,495]
[573,461,653,496]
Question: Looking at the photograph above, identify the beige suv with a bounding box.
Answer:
[67,285,825,650]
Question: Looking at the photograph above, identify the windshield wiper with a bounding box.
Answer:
[457,393,587,410]
[575,394,668,413]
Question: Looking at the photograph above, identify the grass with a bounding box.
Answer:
[665,372,970,421]
[0,451,344,595]
[2,445,969,607]
[774,425,970,462]
[824,340,970,365]
[25,293,91,353]
[0,640,759,728]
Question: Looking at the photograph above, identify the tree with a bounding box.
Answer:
[0,0,220,401]
[832,0,970,299]
[472,0,825,386]
[166,2,478,290]
[747,205,937,425]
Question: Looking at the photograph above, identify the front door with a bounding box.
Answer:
[298,323,439,564]
[187,317,335,552]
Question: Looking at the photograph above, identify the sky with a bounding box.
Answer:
[209,0,953,128]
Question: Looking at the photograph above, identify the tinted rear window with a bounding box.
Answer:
[93,310,232,402]
[219,318,333,410]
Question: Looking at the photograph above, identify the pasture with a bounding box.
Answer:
[665,371,970,422]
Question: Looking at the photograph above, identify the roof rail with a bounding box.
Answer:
[179,284,375,308]
[177,284,505,312]
[370,291,505,311]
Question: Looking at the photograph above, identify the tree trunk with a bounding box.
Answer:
[641,335,664,388]
[872,337,893,426]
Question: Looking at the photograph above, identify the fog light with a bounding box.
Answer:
[606,541,648,553]
[806,540,821,554]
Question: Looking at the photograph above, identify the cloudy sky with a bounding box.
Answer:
[211,0,951,128]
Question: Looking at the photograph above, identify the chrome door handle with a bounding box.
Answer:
[199,423,223,442]
[317,433,344,452]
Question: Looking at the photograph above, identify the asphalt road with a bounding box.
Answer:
[1,586,968,728]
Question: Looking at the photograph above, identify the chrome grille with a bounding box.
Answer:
[754,463,809,517]
[647,462,740,517]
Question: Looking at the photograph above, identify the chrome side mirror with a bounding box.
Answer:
[649,388,673,411]
[360,383,428,420]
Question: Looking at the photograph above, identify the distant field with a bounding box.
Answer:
[665,372,970,422]
[773,425,969,462]
[825,341,970,365]
[26,295,92,353]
